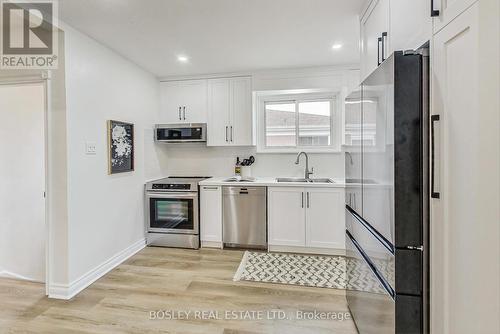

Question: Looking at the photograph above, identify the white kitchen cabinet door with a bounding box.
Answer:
[305,188,345,249]
[390,0,432,51]
[433,0,478,33]
[207,79,231,146]
[207,77,252,146]
[200,186,222,244]
[431,4,499,334]
[159,80,207,124]
[268,187,306,247]
[178,79,208,123]
[360,0,390,80]
[230,77,253,146]
[159,81,183,123]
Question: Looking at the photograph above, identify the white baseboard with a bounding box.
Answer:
[0,270,44,283]
[48,238,146,300]
[201,241,223,249]
[268,245,346,256]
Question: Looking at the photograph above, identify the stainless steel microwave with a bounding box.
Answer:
[155,123,207,143]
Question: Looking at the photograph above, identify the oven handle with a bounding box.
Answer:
[146,192,198,199]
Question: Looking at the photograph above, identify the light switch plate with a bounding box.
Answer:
[85,141,97,155]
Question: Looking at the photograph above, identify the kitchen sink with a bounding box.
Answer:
[276,178,334,184]
[310,178,334,183]
[276,177,309,183]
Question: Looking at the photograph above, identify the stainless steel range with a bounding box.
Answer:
[145,177,209,249]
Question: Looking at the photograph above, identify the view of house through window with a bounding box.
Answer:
[265,98,333,148]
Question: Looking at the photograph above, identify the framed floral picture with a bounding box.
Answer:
[107,120,134,174]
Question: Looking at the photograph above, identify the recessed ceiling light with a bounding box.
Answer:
[177,55,189,63]
[332,44,343,50]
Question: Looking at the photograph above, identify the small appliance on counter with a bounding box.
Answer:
[145,176,210,249]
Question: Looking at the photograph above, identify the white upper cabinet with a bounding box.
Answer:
[159,79,208,124]
[432,0,478,33]
[360,0,390,81]
[390,0,432,51]
[229,77,253,146]
[360,0,434,81]
[207,79,231,146]
[207,76,253,146]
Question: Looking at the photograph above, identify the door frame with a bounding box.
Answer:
[0,74,50,295]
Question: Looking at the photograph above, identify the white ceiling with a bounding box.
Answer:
[59,0,364,78]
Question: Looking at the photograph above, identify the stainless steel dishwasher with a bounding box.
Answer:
[223,186,267,249]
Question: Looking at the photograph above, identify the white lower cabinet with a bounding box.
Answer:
[267,187,306,247]
[268,187,345,253]
[200,186,222,247]
[305,188,345,249]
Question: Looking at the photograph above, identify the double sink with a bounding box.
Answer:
[276,177,334,184]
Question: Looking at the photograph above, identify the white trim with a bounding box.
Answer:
[268,245,346,256]
[256,91,341,153]
[0,271,44,283]
[233,251,250,281]
[48,238,146,300]
[201,241,223,249]
[0,77,50,293]
[159,64,360,82]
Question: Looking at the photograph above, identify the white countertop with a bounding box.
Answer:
[199,176,346,188]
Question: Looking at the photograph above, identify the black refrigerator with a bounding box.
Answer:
[344,51,429,334]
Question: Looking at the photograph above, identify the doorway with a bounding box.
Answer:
[0,82,47,284]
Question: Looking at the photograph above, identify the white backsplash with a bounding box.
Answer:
[155,143,345,179]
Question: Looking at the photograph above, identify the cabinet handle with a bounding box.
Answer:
[306,192,310,208]
[431,0,440,17]
[183,106,186,120]
[225,126,228,142]
[178,106,182,120]
[431,115,440,199]
[377,37,382,66]
[301,192,304,208]
[381,32,387,62]
[203,186,218,190]
[230,126,234,142]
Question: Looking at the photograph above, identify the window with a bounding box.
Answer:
[261,94,337,152]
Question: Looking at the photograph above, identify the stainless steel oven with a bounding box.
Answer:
[145,177,208,249]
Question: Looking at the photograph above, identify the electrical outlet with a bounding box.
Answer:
[85,141,97,155]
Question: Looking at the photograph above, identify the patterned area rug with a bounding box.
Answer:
[233,251,346,289]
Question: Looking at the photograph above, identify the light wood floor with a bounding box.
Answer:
[0,247,357,334]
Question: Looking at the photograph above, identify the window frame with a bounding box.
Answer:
[257,92,341,153]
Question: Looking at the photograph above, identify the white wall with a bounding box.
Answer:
[160,66,359,179]
[0,83,46,282]
[63,24,161,284]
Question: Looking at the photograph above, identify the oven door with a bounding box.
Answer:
[146,192,199,235]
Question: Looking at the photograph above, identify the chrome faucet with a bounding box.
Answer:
[295,151,314,180]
